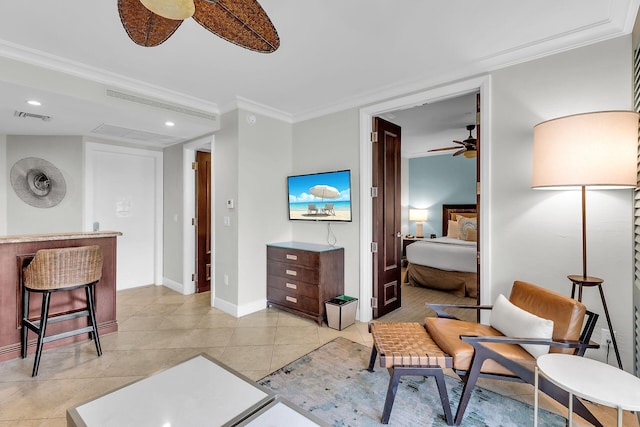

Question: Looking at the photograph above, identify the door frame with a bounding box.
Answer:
[183,135,215,299]
[358,75,493,323]
[84,142,163,287]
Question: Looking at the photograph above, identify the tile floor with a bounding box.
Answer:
[0,285,636,426]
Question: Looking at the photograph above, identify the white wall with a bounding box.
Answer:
[163,143,184,284]
[0,135,6,235]
[237,111,292,312]
[489,35,634,367]
[291,109,361,300]
[214,111,241,307]
[6,135,83,234]
[212,109,293,316]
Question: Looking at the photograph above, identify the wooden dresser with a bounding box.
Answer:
[267,242,344,325]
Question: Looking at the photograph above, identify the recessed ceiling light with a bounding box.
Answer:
[165,121,175,127]
[27,100,41,106]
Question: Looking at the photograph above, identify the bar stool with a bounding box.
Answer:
[21,245,103,376]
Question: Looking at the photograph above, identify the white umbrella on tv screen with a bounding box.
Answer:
[309,185,339,200]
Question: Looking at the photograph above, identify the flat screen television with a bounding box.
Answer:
[287,169,352,222]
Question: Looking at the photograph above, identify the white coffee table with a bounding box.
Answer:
[67,354,327,426]
[534,353,640,426]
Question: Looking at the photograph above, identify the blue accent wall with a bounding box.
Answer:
[408,155,476,237]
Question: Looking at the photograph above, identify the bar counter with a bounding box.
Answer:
[0,231,121,362]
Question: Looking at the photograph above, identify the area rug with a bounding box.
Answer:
[258,337,565,426]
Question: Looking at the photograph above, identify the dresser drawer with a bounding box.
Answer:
[267,261,319,284]
[267,286,317,313]
[267,275,319,299]
[267,246,319,268]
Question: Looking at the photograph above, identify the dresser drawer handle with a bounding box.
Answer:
[286,296,298,303]
[286,269,297,276]
[286,254,298,260]
[286,282,297,290]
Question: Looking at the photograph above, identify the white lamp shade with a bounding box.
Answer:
[409,209,428,222]
[532,111,639,189]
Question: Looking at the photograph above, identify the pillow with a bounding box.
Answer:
[464,228,477,242]
[452,213,478,221]
[446,220,459,238]
[490,294,554,358]
[458,217,477,241]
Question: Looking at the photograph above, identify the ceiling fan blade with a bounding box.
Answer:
[452,148,467,156]
[452,140,465,145]
[428,146,459,152]
[193,0,280,53]
[118,0,183,47]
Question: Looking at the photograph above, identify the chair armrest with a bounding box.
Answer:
[427,303,493,320]
[460,335,600,350]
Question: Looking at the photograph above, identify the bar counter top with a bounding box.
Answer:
[0,231,122,244]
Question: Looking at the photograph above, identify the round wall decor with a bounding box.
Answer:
[10,157,67,208]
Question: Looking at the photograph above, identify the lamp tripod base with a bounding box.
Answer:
[567,275,622,369]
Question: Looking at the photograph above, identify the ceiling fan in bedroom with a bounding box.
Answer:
[429,124,477,158]
[117,0,280,52]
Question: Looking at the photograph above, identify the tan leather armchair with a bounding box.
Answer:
[426,280,600,426]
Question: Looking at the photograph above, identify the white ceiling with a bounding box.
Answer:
[0,0,638,152]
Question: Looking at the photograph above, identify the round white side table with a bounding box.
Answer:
[534,353,640,426]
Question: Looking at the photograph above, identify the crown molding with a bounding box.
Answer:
[221,96,294,123]
[0,39,220,116]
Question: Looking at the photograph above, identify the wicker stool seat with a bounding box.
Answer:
[368,322,453,425]
[21,245,103,376]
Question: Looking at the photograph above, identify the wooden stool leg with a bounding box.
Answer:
[21,287,30,359]
[381,368,401,424]
[85,285,102,356]
[32,292,51,377]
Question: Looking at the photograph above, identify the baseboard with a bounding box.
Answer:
[163,277,195,295]
[213,297,267,318]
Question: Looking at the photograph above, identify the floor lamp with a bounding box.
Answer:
[532,110,639,370]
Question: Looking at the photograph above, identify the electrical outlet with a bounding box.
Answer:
[601,328,613,344]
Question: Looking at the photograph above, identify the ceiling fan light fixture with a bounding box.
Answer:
[140,0,195,20]
[463,150,477,158]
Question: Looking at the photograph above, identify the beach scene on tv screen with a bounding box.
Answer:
[288,170,352,221]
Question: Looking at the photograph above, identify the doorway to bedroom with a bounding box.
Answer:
[372,91,480,324]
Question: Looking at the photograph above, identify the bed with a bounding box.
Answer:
[406,204,478,299]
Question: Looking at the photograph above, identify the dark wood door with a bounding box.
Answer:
[196,151,211,293]
[372,117,402,318]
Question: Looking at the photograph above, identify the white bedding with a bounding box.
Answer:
[406,237,476,273]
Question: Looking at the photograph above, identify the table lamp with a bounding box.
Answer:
[532,110,639,369]
[409,209,428,238]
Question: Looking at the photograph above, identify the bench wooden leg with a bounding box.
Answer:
[380,366,453,425]
[367,345,378,372]
[381,368,401,424]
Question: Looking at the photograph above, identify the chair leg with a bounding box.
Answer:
[32,292,51,377]
[85,285,102,356]
[21,287,30,359]
[433,369,454,425]
[453,351,485,425]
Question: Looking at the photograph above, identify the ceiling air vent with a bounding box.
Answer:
[14,110,52,122]
[105,89,217,122]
